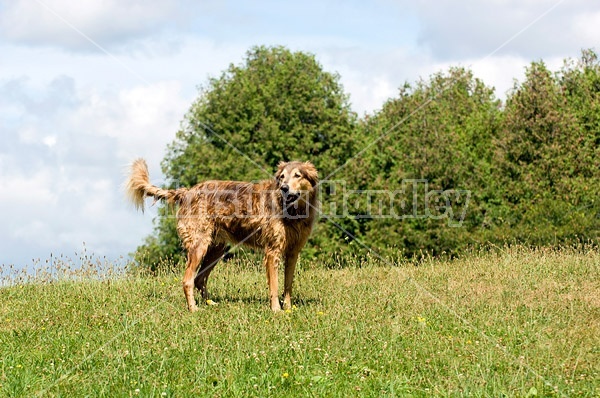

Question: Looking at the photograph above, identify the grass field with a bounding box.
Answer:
[0,246,598,397]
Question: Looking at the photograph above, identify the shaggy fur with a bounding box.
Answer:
[125,158,319,312]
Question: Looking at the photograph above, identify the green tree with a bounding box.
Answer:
[345,67,502,257]
[494,53,600,245]
[133,48,600,269]
[134,46,358,269]
[560,50,600,241]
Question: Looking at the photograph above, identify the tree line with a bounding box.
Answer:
[134,46,599,269]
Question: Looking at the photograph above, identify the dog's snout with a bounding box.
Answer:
[280,184,289,193]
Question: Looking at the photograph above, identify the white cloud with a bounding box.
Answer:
[316,45,436,114]
[0,75,188,267]
[573,10,600,43]
[0,0,182,51]
[67,80,190,175]
[0,166,58,207]
[348,76,396,116]
[413,0,600,60]
[469,54,566,98]
[43,135,57,147]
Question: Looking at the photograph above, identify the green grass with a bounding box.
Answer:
[1,246,598,397]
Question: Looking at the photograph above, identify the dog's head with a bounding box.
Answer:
[274,161,318,206]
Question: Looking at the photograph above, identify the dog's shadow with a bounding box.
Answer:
[198,293,322,308]
[144,285,322,309]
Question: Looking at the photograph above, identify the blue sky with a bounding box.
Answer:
[1,0,599,271]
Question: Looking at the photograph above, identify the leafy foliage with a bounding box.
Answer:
[493,55,600,245]
[346,68,502,256]
[134,47,600,268]
[164,46,357,185]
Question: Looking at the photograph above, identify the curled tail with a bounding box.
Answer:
[125,158,185,212]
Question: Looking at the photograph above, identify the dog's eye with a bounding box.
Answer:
[294,173,301,178]
[278,174,284,180]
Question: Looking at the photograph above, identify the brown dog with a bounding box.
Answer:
[125,159,319,312]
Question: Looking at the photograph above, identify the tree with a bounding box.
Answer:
[133,47,600,269]
[494,52,600,244]
[134,46,358,269]
[345,67,502,257]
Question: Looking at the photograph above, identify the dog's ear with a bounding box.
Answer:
[275,161,287,179]
[302,162,319,187]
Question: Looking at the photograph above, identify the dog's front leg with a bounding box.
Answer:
[283,251,299,310]
[264,250,281,312]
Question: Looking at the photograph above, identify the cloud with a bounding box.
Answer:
[314,44,436,114]
[0,35,261,268]
[573,10,600,44]
[0,0,185,52]
[67,80,190,170]
[413,0,600,60]
[0,75,189,267]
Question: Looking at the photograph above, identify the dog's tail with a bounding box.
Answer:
[125,158,185,212]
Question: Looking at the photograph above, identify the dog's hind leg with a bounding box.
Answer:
[194,243,226,301]
[182,239,210,312]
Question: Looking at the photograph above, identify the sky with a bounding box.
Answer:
[1,0,599,270]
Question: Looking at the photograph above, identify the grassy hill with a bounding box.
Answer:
[1,246,598,397]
